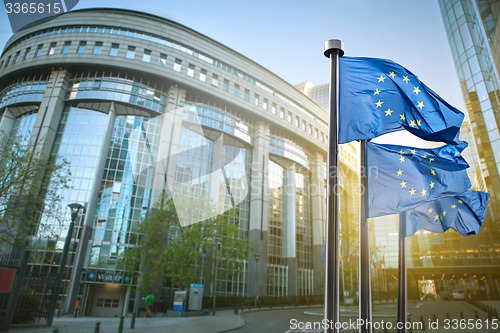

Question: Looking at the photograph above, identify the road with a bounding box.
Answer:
[230,301,500,332]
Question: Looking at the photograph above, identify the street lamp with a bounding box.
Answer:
[47,203,85,327]
[254,254,260,308]
[212,241,221,316]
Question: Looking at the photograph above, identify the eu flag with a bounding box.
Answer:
[367,141,471,218]
[340,57,464,145]
[404,191,490,237]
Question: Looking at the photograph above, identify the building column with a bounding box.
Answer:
[0,108,15,137]
[30,69,70,155]
[310,152,326,295]
[65,103,117,314]
[285,164,297,296]
[248,121,269,298]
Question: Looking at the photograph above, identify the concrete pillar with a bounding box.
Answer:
[285,164,297,296]
[310,152,326,295]
[248,121,269,297]
[0,108,15,137]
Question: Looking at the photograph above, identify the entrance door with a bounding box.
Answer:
[90,284,125,317]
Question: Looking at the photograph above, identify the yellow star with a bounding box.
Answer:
[397,169,403,176]
[375,100,383,108]
[421,189,427,196]
[417,120,422,127]
[410,149,417,154]
[451,204,457,209]
[409,188,416,196]
[422,155,427,159]
[429,158,435,162]
[417,101,425,109]
[399,150,405,155]
[399,156,405,163]
[385,108,393,116]
[431,169,436,176]
[458,200,463,204]
[389,72,396,79]
[400,181,407,188]
[403,76,410,83]
[409,120,417,127]
[428,208,434,214]
[429,181,435,189]
[413,86,421,94]
[378,75,385,82]
[434,214,440,221]
[400,114,406,121]
[442,210,447,217]
[374,88,381,95]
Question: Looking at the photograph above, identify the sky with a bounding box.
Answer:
[0,0,466,127]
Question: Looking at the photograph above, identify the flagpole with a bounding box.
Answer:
[360,140,372,333]
[397,213,408,333]
[323,39,343,333]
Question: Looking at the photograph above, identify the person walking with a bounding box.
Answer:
[145,290,155,318]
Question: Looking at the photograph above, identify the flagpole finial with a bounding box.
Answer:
[324,39,344,57]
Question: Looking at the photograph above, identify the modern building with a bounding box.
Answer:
[0,8,360,317]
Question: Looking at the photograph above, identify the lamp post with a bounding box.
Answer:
[47,203,85,327]
[254,254,260,308]
[212,241,221,316]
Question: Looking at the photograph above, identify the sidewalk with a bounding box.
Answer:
[9,310,245,333]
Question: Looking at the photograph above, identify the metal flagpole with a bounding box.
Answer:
[360,140,372,333]
[397,214,408,333]
[323,39,343,333]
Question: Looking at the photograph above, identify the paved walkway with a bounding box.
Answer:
[9,310,245,333]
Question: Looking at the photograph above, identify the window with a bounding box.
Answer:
[187,64,195,77]
[158,53,167,66]
[109,43,119,56]
[254,94,259,106]
[126,46,135,59]
[142,49,151,62]
[263,99,268,110]
[93,42,103,55]
[5,55,11,67]
[301,120,306,131]
[62,41,71,54]
[173,58,182,72]
[211,74,219,86]
[294,116,299,127]
[199,69,207,82]
[48,42,57,55]
[35,44,43,57]
[77,41,87,54]
[279,108,284,118]
[12,51,20,64]
[287,112,292,122]
[234,84,240,97]
[244,89,250,101]
[223,79,229,91]
[23,47,31,60]
[271,103,277,115]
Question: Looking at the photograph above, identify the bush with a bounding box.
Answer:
[11,290,41,324]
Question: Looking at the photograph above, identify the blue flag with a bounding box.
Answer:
[404,191,490,237]
[339,57,464,145]
[367,141,471,218]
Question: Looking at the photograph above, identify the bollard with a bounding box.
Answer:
[95,321,101,333]
[420,315,426,332]
[494,308,499,319]
[53,328,59,333]
[475,310,479,320]
[131,312,136,329]
[446,312,450,320]
[118,316,124,333]
[460,311,464,319]
[384,326,389,333]
[433,314,437,322]
[408,315,413,333]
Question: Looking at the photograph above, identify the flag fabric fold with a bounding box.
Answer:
[367,141,471,218]
[404,191,490,237]
[339,57,464,145]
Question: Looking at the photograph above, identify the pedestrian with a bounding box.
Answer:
[145,290,155,318]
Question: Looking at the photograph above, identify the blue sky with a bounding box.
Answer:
[0,0,465,112]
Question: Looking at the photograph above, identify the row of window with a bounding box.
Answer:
[1,30,328,146]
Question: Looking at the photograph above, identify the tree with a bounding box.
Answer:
[0,133,71,249]
[124,193,249,293]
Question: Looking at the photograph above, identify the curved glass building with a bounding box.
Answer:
[0,8,359,316]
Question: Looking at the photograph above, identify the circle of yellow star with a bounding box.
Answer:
[400,181,407,188]
[400,114,406,121]
[375,100,383,108]
[403,76,410,83]
[385,108,393,116]
[413,86,421,94]
[429,181,435,189]
[397,169,403,176]
[374,88,381,95]
[378,75,385,82]
[409,188,416,195]
[409,120,417,127]
[389,72,396,79]
[417,101,425,109]
[399,156,405,163]
[421,189,427,196]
